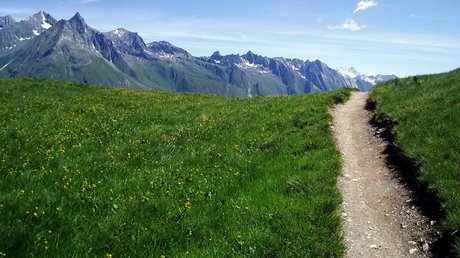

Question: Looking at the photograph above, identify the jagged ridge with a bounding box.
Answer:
[0,11,397,97]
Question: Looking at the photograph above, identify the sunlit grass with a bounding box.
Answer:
[0,78,351,257]
[370,69,460,252]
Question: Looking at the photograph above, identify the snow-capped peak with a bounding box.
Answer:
[337,67,361,79]
[27,11,53,31]
[336,66,398,87]
[362,76,376,85]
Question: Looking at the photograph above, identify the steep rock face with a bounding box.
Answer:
[0,11,57,53]
[27,10,56,31]
[300,60,355,92]
[104,28,151,59]
[0,16,16,29]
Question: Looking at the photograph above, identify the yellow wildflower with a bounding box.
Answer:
[184,198,191,210]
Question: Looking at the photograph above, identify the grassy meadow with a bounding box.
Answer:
[0,78,352,257]
[369,69,460,252]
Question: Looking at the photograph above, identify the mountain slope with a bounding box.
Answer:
[0,77,352,257]
[0,11,396,97]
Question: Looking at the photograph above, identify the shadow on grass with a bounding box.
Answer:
[366,99,456,258]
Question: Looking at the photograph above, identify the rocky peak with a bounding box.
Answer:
[210,51,222,60]
[337,67,361,79]
[27,10,44,22]
[108,28,130,38]
[70,12,84,21]
[0,16,16,29]
[312,59,329,72]
[27,11,56,30]
[147,41,192,59]
[106,28,141,42]
[244,50,255,63]
[105,28,148,57]
[69,12,87,33]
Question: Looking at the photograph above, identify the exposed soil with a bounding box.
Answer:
[330,92,432,257]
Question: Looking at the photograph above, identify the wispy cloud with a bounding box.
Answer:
[328,18,368,31]
[78,0,101,3]
[353,0,378,13]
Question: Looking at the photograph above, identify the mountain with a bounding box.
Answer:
[0,11,397,97]
[203,51,369,93]
[0,12,141,88]
[0,11,57,53]
[337,67,398,91]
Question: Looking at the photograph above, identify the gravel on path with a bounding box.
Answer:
[330,92,431,258]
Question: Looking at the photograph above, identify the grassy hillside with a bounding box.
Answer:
[369,69,460,252]
[0,78,351,257]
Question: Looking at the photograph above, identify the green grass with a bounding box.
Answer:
[369,69,460,252]
[0,78,351,257]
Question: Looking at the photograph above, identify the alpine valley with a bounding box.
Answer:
[0,11,397,97]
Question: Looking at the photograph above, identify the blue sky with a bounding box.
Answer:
[1,0,459,77]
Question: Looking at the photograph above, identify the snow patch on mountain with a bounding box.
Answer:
[337,67,361,79]
[41,21,52,29]
[237,60,271,74]
[337,67,398,88]
[363,76,376,85]
[0,59,14,71]
[40,12,52,29]
[112,29,127,37]
[18,37,33,41]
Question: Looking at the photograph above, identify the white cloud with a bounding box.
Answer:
[353,0,378,13]
[78,0,101,3]
[328,18,368,31]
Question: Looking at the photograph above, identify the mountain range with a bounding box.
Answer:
[0,11,397,97]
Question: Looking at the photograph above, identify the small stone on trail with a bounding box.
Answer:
[422,243,429,252]
[369,244,378,249]
[409,248,418,254]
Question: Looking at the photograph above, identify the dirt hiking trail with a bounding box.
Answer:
[330,92,431,258]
